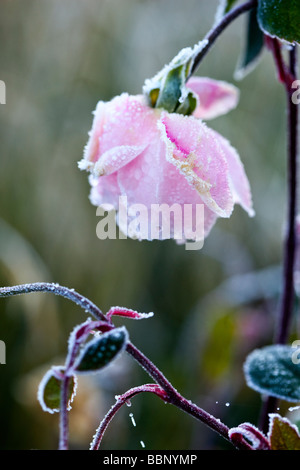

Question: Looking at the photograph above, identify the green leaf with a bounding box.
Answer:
[268,414,300,450]
[74,327,128,373]
[244,345,300,402]
[156,65,186,113]
[235,8,264,80]
[38,368,77,414]
[176,91,198,116]
[257,0,300,44]
[143,41,207,115]
[220,0,239,15]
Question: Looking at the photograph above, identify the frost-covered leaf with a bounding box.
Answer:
[244,345,300,402]
[156,64,186,113]
[268,414,300,450]
[176,91,198,115]
[257,0,300,44]
[66,320,112,369]
[143,41,208,115]
[106,306,154,321]
[235,8,264,80]
[37,367,77,414]
[229,422,270,450]
[74,327,128,373]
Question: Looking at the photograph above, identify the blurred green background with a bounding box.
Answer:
[0,0,297,450]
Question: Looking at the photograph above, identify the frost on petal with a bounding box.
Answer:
[92,145,148,177]
[79,100,107,169]
[89,173,121,210]
[117,139,218,241]
[78,93,158,173]
[212,131,255,217]
[158,112,234,218]
[186,77,239,120]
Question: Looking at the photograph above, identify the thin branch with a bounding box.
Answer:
[126,341,175,395]
[0,282,106,321]
[266,37,295,88]
[0,282,250,449]
[275,45,298,345]
[259,42,298,433]
[90,384,168,450]
[126,341,250,449]
[189,0,257,78]
[59,375,71,450]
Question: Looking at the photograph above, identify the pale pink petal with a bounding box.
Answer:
[80,100,107,168]
[117,138,218,241]
[89,173,120,209]
[80,88,253,245]
[186,77,239,120]
[158,112,234,218]
[92,144,148,176]
[78,93,158,173]
[214,131,255,217]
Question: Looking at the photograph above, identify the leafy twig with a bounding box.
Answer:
[0,282,106,321]
[0,282,250,449]
[188,0,257,78]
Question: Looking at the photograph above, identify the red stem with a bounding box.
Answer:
[259,41,298,433]
[90,384,168,450]
[0,282,250,449]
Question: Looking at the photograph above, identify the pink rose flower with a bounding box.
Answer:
[79,77,254,244]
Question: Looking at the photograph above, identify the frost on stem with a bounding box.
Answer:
[106,306,154,321]
[229,422,270,450]
[143,40,208,114]
[90,384,168,450]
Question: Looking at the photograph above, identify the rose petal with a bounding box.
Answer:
[78,93,158,172]
[89,173,120,209]
[186,77,239,120]
[117,138,218,240]
[92,144,148,176]
[213,131,255,217]
[158,112,234,218]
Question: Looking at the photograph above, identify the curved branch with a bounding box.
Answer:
[90,384,168,450]
[0,283,250,449]
[0,282,106,321]
[189,0,257,78]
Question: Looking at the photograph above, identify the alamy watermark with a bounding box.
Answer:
[292,80,300,105]
[95,196,205,250]
[292,340,300,365]
[0,340,6,365]
[0,80,6,104]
